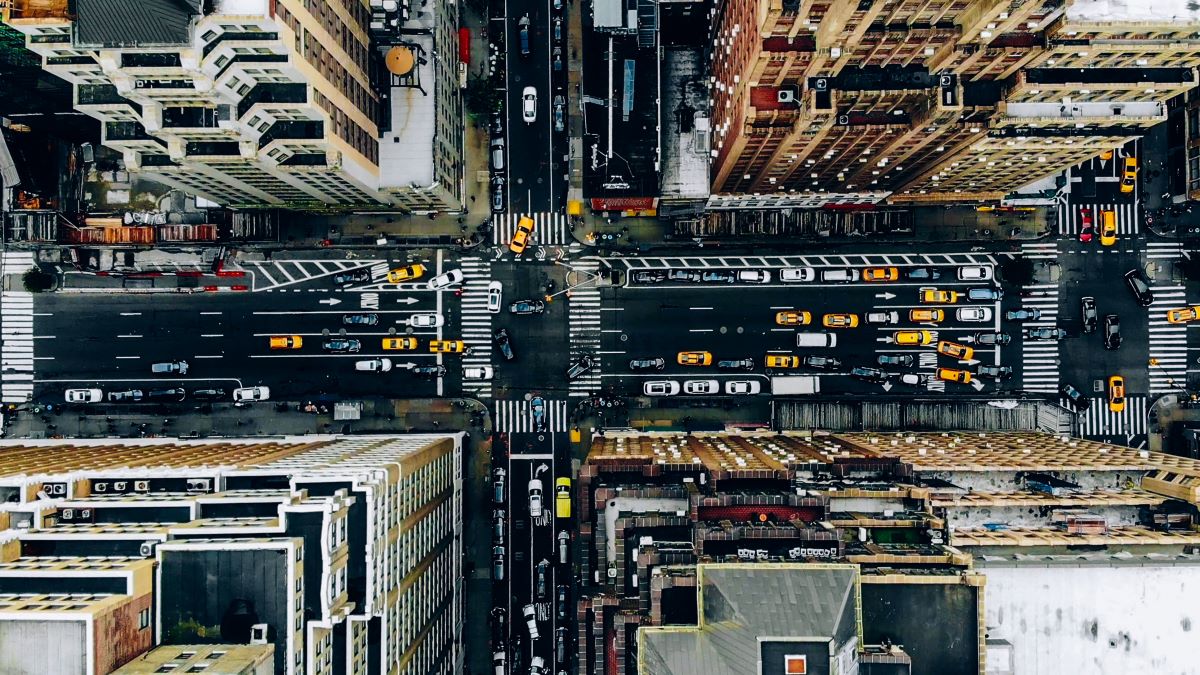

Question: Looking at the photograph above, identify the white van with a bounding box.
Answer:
[796,332,838,348]
[780,267,816,282]
[821,268,855,283]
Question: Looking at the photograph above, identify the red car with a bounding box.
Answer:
[1079,208,1094,243]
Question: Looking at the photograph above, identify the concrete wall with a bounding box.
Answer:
[944,504,1141,530]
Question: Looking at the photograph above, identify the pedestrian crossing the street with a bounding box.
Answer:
[1019,282,1060,393]
[492,212,571,247]
[459,258,494,398]
[1071,394,1147,440]
[1148,284,1189,395]
[1,291,34,404]
[493,398,570,433]
[1145,241,1187,261]
[567,260,602,397]
[240,259,389,292]
[1057,202,1138,238]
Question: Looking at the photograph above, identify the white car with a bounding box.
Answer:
[464,366,494,381]
[492,650,506,675]
[354,358,393,372]
[232,386,270,402]
[487,281,503,313]
[528,479,544,518]
[725,380,761,395]
[522,86,537,123]
[522,603,540,639]
[737,270,771,284]
[683,379,719,395]
[64,388,102,403]
[900,373,925,386]
[408,313,444,328]
[644,380,681,396]
[427,269,465,290]
[957,265,992,281]
[956,307,993,322]
[866,311,900,325]
[780,267,816,282]
[529,656,546,675]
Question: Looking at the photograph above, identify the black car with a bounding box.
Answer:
[332,268,372,285]
[567,354,595,380]
[977,365,1013,380]
[906,267,941,281]
[323,338,362,353]
[536,560,549,599]
[973,332,1012,346]
[491,179,505,213]
[146,387,186,402]
[494,328,515,361]
[717,358,755,371]
[632,270,665,284]
[1081,296,1098,333]
[629,358,665,372]
[191,388,227,400]
[1061,383,1090,411]
[1005,308,1042,321]
[107,389,144,402]
[412,365,448,378]
[556,585,568,620]
[850,367,889,383]
[802,355,842,370]
[1025,327,1067,341]
[491,607,507,645]
[876,354,914,368]
[509,299,546,315]
[701,271,735,283]
[1123,269,1154,307]
[342,313,379,326]
[1103,314,1122,350]
[493,509,505,543]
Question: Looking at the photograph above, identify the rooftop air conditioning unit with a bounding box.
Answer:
[139,541,156,557]
[250,624,269,645]
[187,478,212,493]
[777,89,796,103]
[134,481,150,492]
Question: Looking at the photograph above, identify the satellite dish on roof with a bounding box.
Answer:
[386,46,415,75]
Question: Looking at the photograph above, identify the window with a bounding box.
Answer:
[138,607,151,630]
[201,30,218,41]
[214,55,229,68]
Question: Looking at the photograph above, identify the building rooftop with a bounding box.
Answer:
[378,36,437,190]
[73,0,201,48]
[1069,0,1200,23]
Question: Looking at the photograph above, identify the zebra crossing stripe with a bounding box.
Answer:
[1058,202,1139,237]
[567,263,603,396]
[1,291,35,403]
[459,260,495,398]
[1072,395,1147,438]
[493,399,571,433]
[1,251,37,277]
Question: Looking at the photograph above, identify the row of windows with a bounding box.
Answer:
[312,90,378,164]
[303,33,377,125]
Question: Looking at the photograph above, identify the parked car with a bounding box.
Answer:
[567,354,595,379]
[190,388,227,400]
[1103,314,1122,350]
[553,94,565,132]
[491,178,505,213]
[1081,296,1098,333]
[668,270,701,282]
[492,545,505,581]
[509,299,546,315]
[1123,268,1153,307]
[493,467,506,504]
[146,387,186,402]
[876,354,914,368]
[1061,383,1090,411]
[977,365,1013,380]
[1025,327,1066,341]
[332,268,372,285]
[107,389,143,402]
[644,380,681,396]
[701,271,735,283]
[342,313,379,326]
[426,269,465,290]
[683,379,719,395]
[494,328,515,361]
[802,355,841,370]
[536,561,549,599]
[850,367,889,384]
[780,267,816,282]
[717,359,755,371]
[232,386,270,402]
[906,267,941,281]
[972,332,1012,346]
[1004,308,1042,321]
[725,380,761,395]
[64,388,102,403]
[736,270,771,284]
[632,270,666,284]
[322,339,362,353]
[957,265,993,281]
[556,585,568,620]
[151,361,188,375]
[629,358,665,372]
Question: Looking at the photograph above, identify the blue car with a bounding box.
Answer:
[509,299,546,315]
[530,396,547,433]
[342,313,379,326]
[967,287,1003,302]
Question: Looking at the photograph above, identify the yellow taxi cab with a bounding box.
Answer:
[862,267,899,282]
[937,367,972,384]
[822,313,859,329]
[509,215,535,254]
[1167,306,1200,324]
[1108,376,1125,412]
[975,205,996,212]
[1099,210,1117,246]
[775,310,812,326]
[555,477,571,518]
[429,340,466,354]
[269,335,303,350]
[764,354,801,369]
[678,351,713,366]
[893,330,935,346]
[382,337,418,350]
[910,309,944,323]
[1120,157,1137,194]
[919,288,959,304]
[937,340,974,361]
[1099,149,1113,161]
[387,263,427,284]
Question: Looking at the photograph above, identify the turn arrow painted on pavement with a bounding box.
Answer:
[318,298,342,306]
[875,292,896,300]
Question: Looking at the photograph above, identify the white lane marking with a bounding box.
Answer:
[115,356,140,359]
[120,312,142,316]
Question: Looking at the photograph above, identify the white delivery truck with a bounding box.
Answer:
[770,376,821,396]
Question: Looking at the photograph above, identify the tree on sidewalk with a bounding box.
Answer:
[21,268,54,292]
[464,76,502,121]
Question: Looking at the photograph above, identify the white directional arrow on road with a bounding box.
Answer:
[881,381,893,392]
[395,297,419,305]
[960,358,980,366]
[970,379,985,391]
[395,362,417,369]
[535,247,547,261]
[318,298,342,306]
[875,292,896,300]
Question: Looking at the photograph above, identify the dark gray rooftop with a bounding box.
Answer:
[74,0,201,48]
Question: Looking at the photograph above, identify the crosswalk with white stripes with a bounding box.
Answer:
[239,259,388,291]
[1072,394,1147,439]
[1145,240,1187,261]
[1,290,35,403]
[567,260,602,396]
[492,212,571,247]
[1148,283,1190,394]
[1019,283,1061,394]
[0,250,36,277]
[493,398,570,433]
[1057,202,1138,238]
[459,258,494,398]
